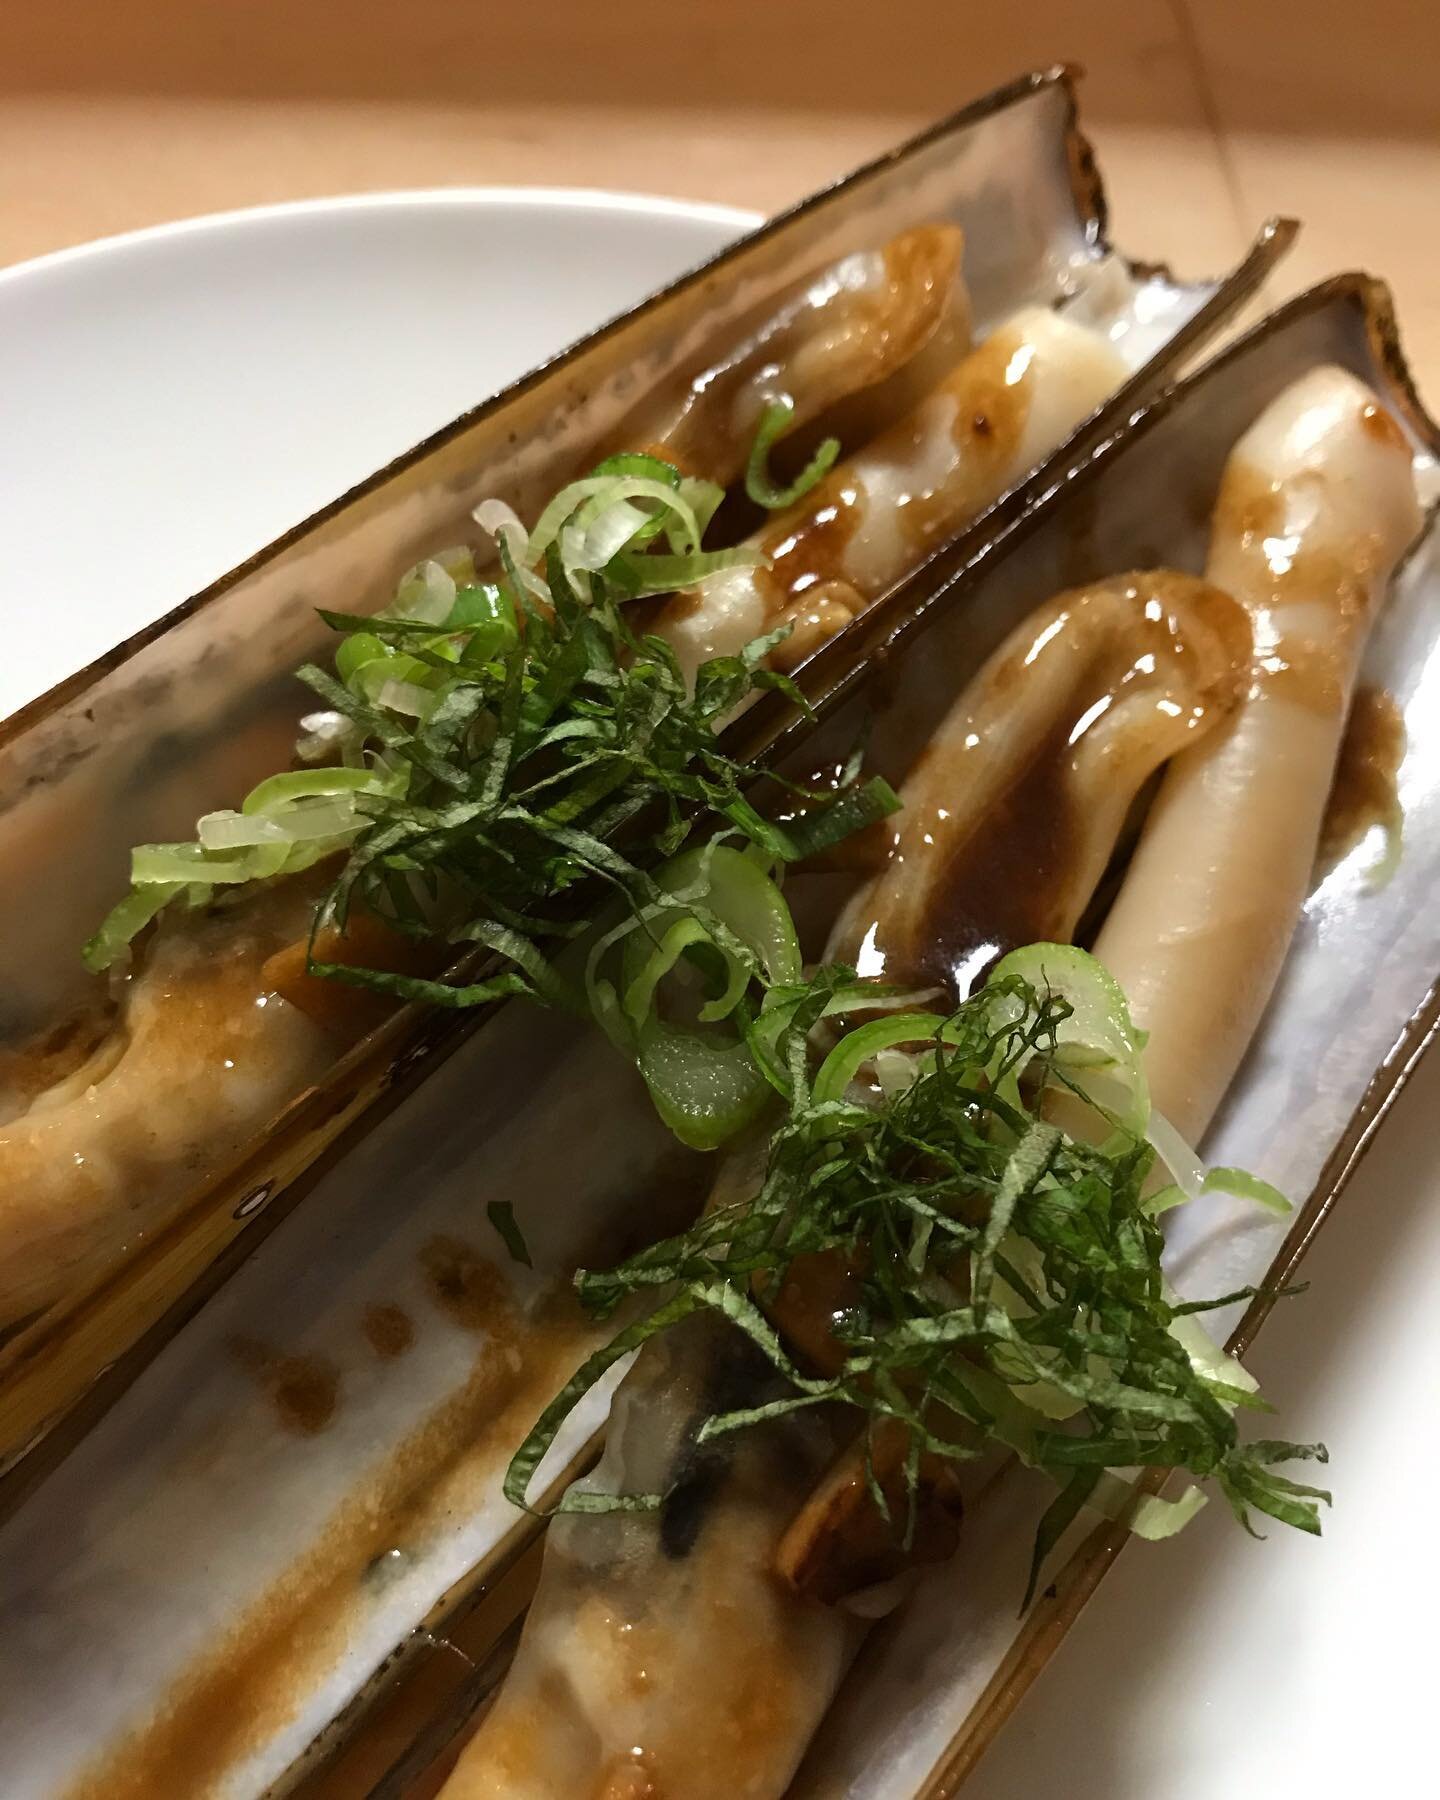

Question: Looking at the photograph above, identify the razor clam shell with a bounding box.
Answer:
[0,64,1202,1036]
[783,276,1440,1800]
[0,1007,687,1800]
[335,278,1440,1796]
[0,67,1293,1478]
[0,276,1431,1800]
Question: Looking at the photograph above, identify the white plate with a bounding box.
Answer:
[0,188,753,718]
[0,188,1434,1800]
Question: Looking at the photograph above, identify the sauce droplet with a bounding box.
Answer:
[419,1236,508,1334]
[1315,685,1406,882]
[361,1302,416,1361]
[229,1337,340,1436]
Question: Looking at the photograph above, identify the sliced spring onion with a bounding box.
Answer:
[530,475,701,565]
[589,845,804,1148]
[335,631,390,686]
[475,456,757,613]
[628,846,801,982]
[1203,1165,1291,1216]
[622,915,724,1030]
[351,649,438,698]
[375,677,440,718]
[605,844,802,1037]
[391,552,467,625]
[744,396,841,510]
[1139,1182,1189,1219]
[295,709,362,764]
[811,1011,951,1106]
[473,498,552,608]
[85,758,408,969]
[775,775,901,863]
[987,943,1150,1133]
[677,475,726,543]
[241,766,393,815]
[605,544,765,598]
[1165,1288,1261,1402]
[1086,1470,1209,1540]
[81,882,185,973]
[132,840,290,886]
[637,1017,777,1150]
[448,582,519,659]
[1145,1109,1291,1217]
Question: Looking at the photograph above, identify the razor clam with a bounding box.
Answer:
[786,286,1440,1800]
[435,358,1424,1800]
[1094,366,1424,1139]
[0,277,1432,1800]
[655,307,1129,685]
[0,259,1135,1334]
[438,570,1254,1800]
[0,68,1288,1478]
[0,215,973,1331]
[312,289,1439,1800]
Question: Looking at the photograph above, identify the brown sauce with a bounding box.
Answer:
[1209,453,1388,715]
[774,1419,966,1604]
[941,324,1032,471]
[420,1236,511,1334]
[64,1279,598,1800]
[262,909,450,1042]
[764,1248,864,1378]
[1361,399,1409,452]
[762,481,864,603]
[768,581,860,673]
[0,997,118,1118]
[906,719,1079,988]
[881,224,961,301]
[873,320,1034,567]
[362,1302,416,1361]
[839,573,1250,997]
[1316,685,1406,879]
[229,1338,341,1437]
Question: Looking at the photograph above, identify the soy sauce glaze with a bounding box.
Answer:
[834,571,1252,999]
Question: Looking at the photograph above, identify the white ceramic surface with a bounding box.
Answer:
[0,188,753,718]
[1,188,1435,1800]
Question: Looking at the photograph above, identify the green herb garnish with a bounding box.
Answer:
[84,454,896,1029]
[487,1201,533,1269]
[506,953,1328,1591]
[745,397,841,511]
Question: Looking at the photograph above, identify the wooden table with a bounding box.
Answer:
[4,0,1437,388]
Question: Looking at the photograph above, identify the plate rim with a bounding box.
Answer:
[0,185,763,293]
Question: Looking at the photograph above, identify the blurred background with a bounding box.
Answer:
[4,0,1437,375]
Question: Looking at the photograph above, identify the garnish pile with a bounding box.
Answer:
[84,450,888,1022]
[508,947,1329,1590]
[83,427,1328,1586]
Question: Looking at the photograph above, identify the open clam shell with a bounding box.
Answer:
[784,274,1440,1800]
[315,274,1440,1800]
[1,272,1433,1800]
[0,66,1292,1478]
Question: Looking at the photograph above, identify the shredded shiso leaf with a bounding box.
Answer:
[82,421,1326,1587]
[83,451,898,1010]
[505,946,1328,1591]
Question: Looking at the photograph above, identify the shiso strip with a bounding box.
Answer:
[506,958,1329,1587]
[84,450,899,1015]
